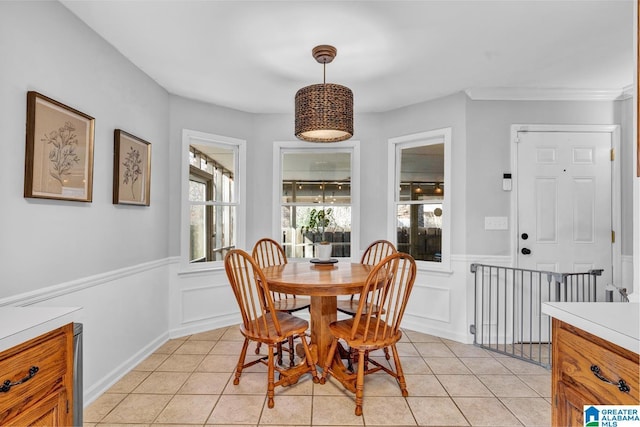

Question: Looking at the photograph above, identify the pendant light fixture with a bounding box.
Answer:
[295,45,353,143]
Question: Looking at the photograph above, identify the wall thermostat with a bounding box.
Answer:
[503,173,512,191]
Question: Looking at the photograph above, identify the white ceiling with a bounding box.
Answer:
[60,0,634,115]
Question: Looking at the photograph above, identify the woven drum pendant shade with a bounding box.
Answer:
[295,45,353,143]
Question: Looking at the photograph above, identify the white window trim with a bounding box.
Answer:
[387,128,452,272]
[180,129,246,272]
[273,140,361,261]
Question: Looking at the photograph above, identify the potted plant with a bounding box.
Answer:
[301,207,334,260]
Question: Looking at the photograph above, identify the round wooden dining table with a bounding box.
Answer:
[261,261,374,391]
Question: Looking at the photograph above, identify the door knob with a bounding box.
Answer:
[521,248,531,255]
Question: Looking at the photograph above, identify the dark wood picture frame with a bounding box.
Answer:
[24,91,95,202]
[113,129,151,206]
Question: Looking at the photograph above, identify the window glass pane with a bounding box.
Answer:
[282,152,351,204]
[397,142,444,262]
[281,151,352,258]
[281,205,351,259]
[190,143,235,202]
[188,139,238,264]
[397,203,442,262]
[211,206,235,261]
[189,180,206,202]
[190,204,206,262]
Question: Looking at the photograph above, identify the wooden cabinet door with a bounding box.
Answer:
[5,387,69,427]
[555,381,595,427]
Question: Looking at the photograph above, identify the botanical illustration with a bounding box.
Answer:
[42,121,81,186]
[113,130,151,206]
[122,146,143,199]
[24,91,94,202]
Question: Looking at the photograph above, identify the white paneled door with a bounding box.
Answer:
[517,130,613,293]
[516,130,613,343]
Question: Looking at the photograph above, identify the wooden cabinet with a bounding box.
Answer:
[552,318,640,427]
[0,323,74,426]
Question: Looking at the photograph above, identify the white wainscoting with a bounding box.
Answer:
[1,252,626,409]
[168,258,241,338]
[0,259,171,407]
[401,255,513,344]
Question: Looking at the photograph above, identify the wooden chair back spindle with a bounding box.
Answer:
[351,252,416,343]
[360,239,396,266]
[252,238,289,301]
[225,249,281,340]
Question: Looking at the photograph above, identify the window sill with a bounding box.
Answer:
[177,262,225,276]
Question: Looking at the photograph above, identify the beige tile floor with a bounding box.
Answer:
[84,326,551,426]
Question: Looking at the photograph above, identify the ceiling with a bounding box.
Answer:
[60,0,634,115]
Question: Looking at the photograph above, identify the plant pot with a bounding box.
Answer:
[315,242,332,261]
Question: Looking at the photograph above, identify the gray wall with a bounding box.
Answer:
[382,93,468,255]
[167,95,254,256]
[465,99,622,256]
[0,1,170,298]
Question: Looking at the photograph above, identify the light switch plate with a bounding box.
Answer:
[485,216,508,230]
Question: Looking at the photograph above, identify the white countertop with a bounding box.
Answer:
[0,306,82,353]
[542,302,639,354]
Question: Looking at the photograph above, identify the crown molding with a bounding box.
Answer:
[465,87,632,101]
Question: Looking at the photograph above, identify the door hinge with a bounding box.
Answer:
[612,230,616,243]
[611,148,615,161]
[469,324,476,335]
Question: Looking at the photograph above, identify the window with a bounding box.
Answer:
[388,128,451,270]
[182,130,246,268]
[275,141,360,259]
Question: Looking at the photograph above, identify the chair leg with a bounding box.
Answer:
[234,338,250,385]
[355,348,366,416]
[390,343,408,397]
[267,344,275,408]
[288,336,295,367]
[298,334,319,383]
[383,346,391,360]
[277,342,283,366]
[319,338,339,385]
[255,342,261,354]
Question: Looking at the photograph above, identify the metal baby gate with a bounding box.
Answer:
[469,263,619,369]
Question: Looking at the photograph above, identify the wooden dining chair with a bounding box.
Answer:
[224,249,319,409]
[337,239,397,316]
[337,239,397,369]
[320,252,417,416]
[252,238,310,366]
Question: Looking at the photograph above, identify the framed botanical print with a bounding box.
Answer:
[24,91,95,202]
[113,129,151,206]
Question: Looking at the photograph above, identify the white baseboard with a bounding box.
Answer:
[83,331,169,406]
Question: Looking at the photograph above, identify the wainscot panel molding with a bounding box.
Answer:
[0,259,172,408]
[169,257,241,339]
[407,285,450,323]
[0,258,169,307]
[397,254,510,344]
